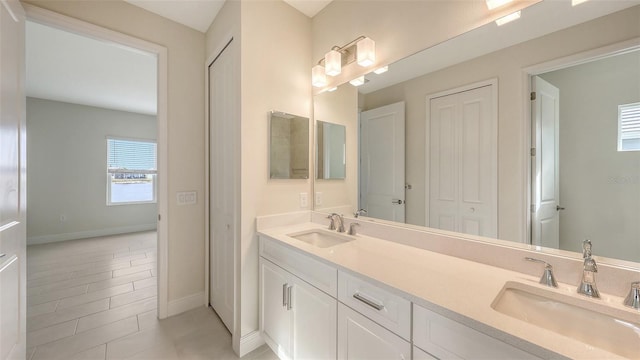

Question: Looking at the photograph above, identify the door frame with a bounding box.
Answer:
[24,4,170,318]
[424,78,498,231]
[521,37,640,245]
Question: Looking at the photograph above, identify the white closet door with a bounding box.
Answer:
[0,1,26,359]
[360,102,405,222]
[428,84,497,238]
[531,76,560,248]
[209,39,236,333]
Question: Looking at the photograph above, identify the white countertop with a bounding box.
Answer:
[258,222,640,360]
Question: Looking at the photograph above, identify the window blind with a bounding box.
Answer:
[107,138,157,174]
[618,102,640,152]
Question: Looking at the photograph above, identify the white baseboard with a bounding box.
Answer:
[238,330,265,357]
[27,224,157,245]
[167,291,206,317]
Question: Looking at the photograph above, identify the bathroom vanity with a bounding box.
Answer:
[257,212,640,360]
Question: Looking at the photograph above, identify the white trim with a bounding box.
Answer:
[521,36,640,245]
[27,224,157,245]
[424,78,499,235]
[238,330,266,357]
[23,3,169,319]
[167,291,206,317]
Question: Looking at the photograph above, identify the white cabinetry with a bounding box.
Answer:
[413,304,542,360]
[259,239,337,360]
[337,303,411,360]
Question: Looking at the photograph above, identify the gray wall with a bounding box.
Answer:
[27,97,157,244]
[540,51,640,262]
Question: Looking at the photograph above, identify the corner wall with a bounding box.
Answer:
[26,98,157,244]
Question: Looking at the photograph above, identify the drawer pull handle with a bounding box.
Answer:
[353,293,385,311]
[0,254,5,258]
[283,283,288,308]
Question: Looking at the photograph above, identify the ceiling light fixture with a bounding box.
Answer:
[312,35,377,87]
[486,0,513,10]
[495,10,521,26]
[373,66,388,75]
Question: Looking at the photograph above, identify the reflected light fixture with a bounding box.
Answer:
[373,66,388,75]
[312,65,327,88]
[571,0,589,5]
[495,10,521,26]
[357,37,375,67]
[349,76,365,87]
[327,87,338,92]
[325,50,342,76]
[486,0,512,10]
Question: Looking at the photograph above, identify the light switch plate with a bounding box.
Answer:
[315,192,322,206]
[177,191,197,205]
[300,192,308,208]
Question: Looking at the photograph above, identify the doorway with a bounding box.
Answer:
[24,2,168,319]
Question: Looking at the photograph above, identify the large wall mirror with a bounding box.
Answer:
[313,1,640,264]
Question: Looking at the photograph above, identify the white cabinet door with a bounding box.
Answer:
[291,275,336,360]
[260,259,292,360]
[337,303,410,360]
[260,257,337,360]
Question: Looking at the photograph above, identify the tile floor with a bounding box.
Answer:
[27,231,277,360]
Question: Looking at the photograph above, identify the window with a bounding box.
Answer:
[107,137,157,205]
[618,102,640,152]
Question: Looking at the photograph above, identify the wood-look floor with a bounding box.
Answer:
[26,231,275,360]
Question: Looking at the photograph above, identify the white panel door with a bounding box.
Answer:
[209,39,236,332]
[360,102,405,222]
[0,1,26,359]
[429,85,497,237]
[531,76,560,248]
[337,303,411,360]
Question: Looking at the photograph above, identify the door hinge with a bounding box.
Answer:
[530,148,536,156]
[530,91,536,101]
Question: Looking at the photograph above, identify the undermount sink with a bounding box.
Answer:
[287,229,354,248]
[492,281,640,359]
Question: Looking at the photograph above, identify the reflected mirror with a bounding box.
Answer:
[316,120,346,180]
[313,1,640,264]
[269,111,309,179]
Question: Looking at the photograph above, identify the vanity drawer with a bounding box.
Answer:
[413,304,542,360]
[338,270,411,340]
[259,235,337,297]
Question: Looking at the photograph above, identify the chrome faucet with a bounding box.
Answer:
[577,239,600,298]
[525,257,558,287]
[624,282,640,310]
[329,213,345,233]
[348,222,360,235]
[354,209,368,218]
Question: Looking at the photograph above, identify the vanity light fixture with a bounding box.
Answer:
[327,87,338,92]
[312,35,377,87]
[373,66,388,74]
[495,10,521,26]
[356,37,376,67]
[349,76,365,87]
[312,65,327,87]
[485,0,513,10]
[571,0,589,6]
[325,49,342,76]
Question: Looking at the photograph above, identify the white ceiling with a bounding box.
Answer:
[26,21,157,115]
[123,0,333,33]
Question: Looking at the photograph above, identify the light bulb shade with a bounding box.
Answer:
[312,65,327,87]
[325,50,342,76]
[373,66,388,74]
[485,0,512,10]
[495,10,520,26]
[349,76,365,87]
[357,37,375,67]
